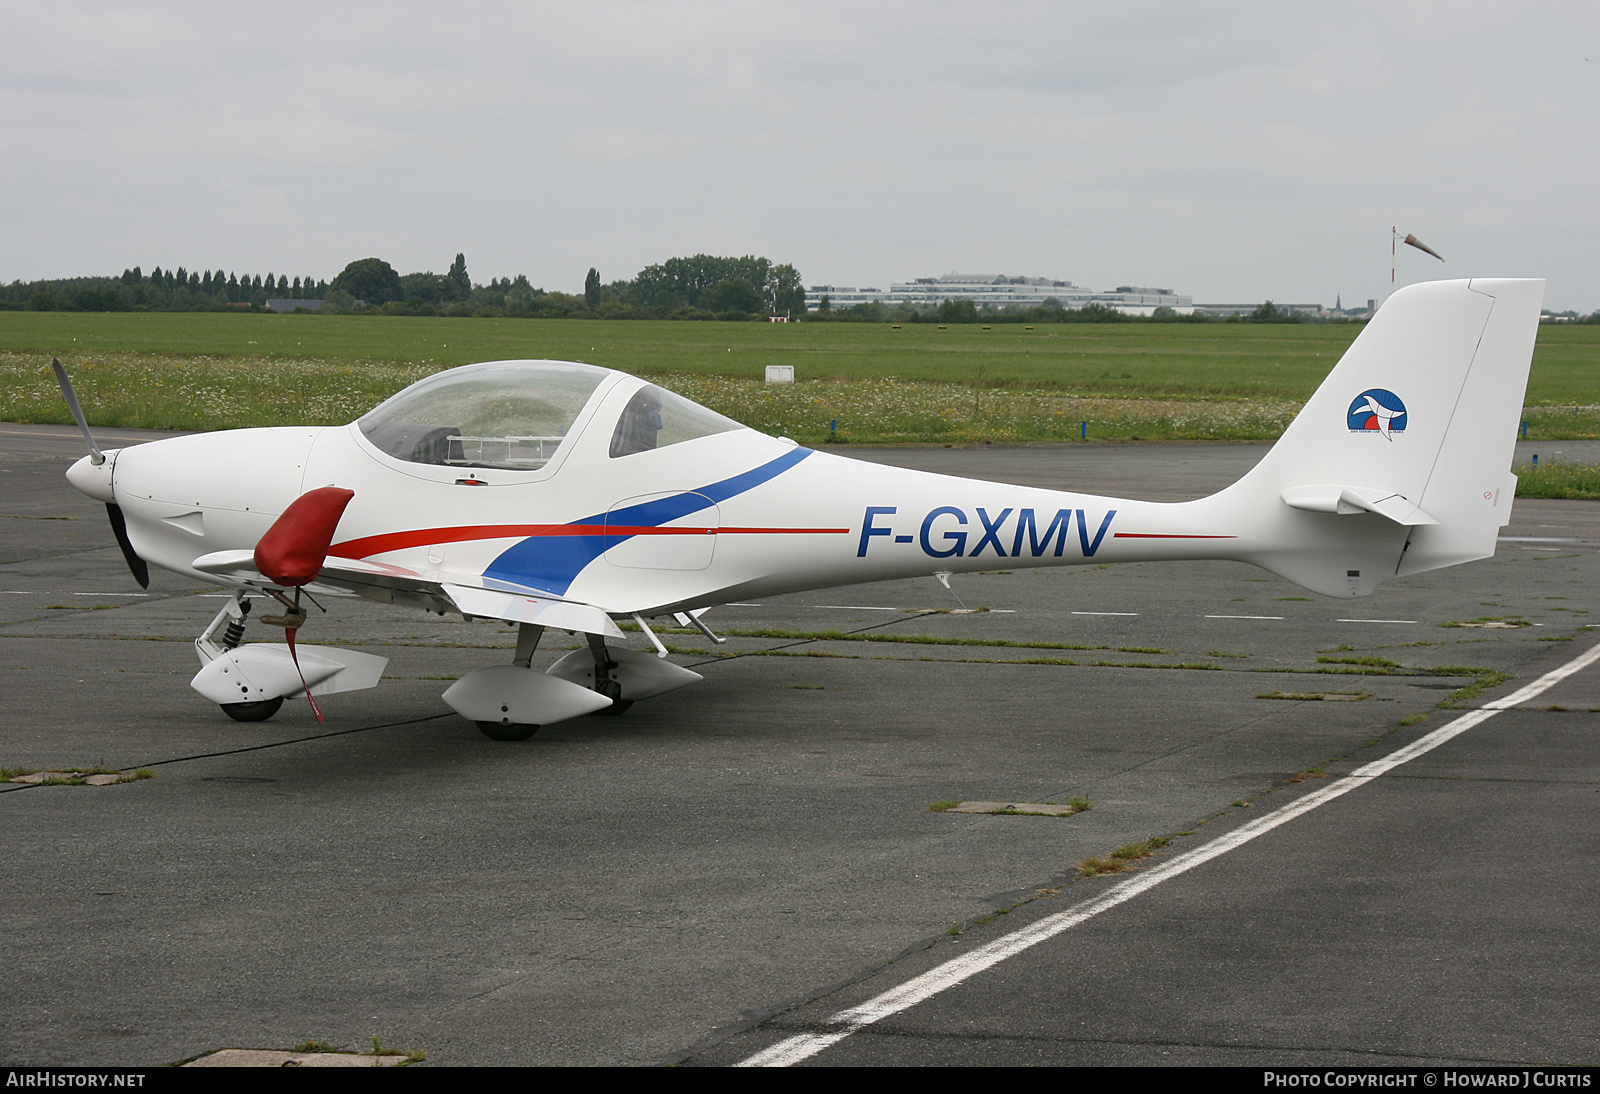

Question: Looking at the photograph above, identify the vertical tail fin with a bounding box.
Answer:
[1212,278,1543,596]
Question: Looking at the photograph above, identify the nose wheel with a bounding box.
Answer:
[221,697,285,722]
[202,595,286,724]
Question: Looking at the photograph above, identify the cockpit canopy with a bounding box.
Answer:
[606,382,742,458]
[357,360,741,471]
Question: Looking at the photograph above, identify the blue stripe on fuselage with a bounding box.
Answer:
[483,447,813,595]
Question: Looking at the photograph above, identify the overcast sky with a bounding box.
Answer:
[3,1,1597,309]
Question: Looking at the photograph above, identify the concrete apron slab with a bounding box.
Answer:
[4,428,1599,1066]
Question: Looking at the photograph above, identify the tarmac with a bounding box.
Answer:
[1,424,1596,1067]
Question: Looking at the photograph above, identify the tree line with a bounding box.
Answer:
[327,253,808,320]
[0,252,809,321]
[2,266,333,312]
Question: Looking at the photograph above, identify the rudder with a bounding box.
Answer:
[1396,278,1544,576]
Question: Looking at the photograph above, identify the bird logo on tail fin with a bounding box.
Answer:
[1347,389,1407,439]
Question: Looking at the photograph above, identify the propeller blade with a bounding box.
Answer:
[106,503,149,589]
[55,360,147,589]
[51,359,105,466]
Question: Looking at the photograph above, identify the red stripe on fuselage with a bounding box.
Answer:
[329,524,849,560]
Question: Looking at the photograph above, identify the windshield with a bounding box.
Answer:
[358,361,610,470]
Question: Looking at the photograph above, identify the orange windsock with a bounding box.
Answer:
[1404,234,1444,261]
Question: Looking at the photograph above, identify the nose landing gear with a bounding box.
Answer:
[191,591,388,721]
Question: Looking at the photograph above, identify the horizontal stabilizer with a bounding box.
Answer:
[1280,485,1438,525]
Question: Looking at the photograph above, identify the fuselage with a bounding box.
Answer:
[86,419,1245,613]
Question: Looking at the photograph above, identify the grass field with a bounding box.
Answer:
[1511,463,1600,499]
[2,311,1597,444]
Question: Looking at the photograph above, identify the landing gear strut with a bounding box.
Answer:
[586,632,634,716]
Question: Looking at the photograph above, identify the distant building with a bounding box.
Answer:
[805,274,1193,316]
[1191,302,1324,318]
[265,298,324,313]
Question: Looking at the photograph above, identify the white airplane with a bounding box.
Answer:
[58,278,1542,739]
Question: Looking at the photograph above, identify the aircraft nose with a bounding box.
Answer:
[66,451,118,503]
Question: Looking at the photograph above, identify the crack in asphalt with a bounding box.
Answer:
[0,712,458,794]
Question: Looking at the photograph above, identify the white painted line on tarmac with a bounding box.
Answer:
[1,591,150,597]
[813,604,1017,614]
[736,638,1600,1068]
[1205,614,1283,620]
[0,427,171,440]
[1071,611,1138,616]
[1336,619,1417,624]
[726,603,764,607]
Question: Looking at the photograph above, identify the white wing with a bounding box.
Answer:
[190,550,624,638]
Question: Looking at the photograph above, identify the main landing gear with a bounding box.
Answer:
[474,622,550,740]
[445,621,706,741]
[467,626,630,741]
